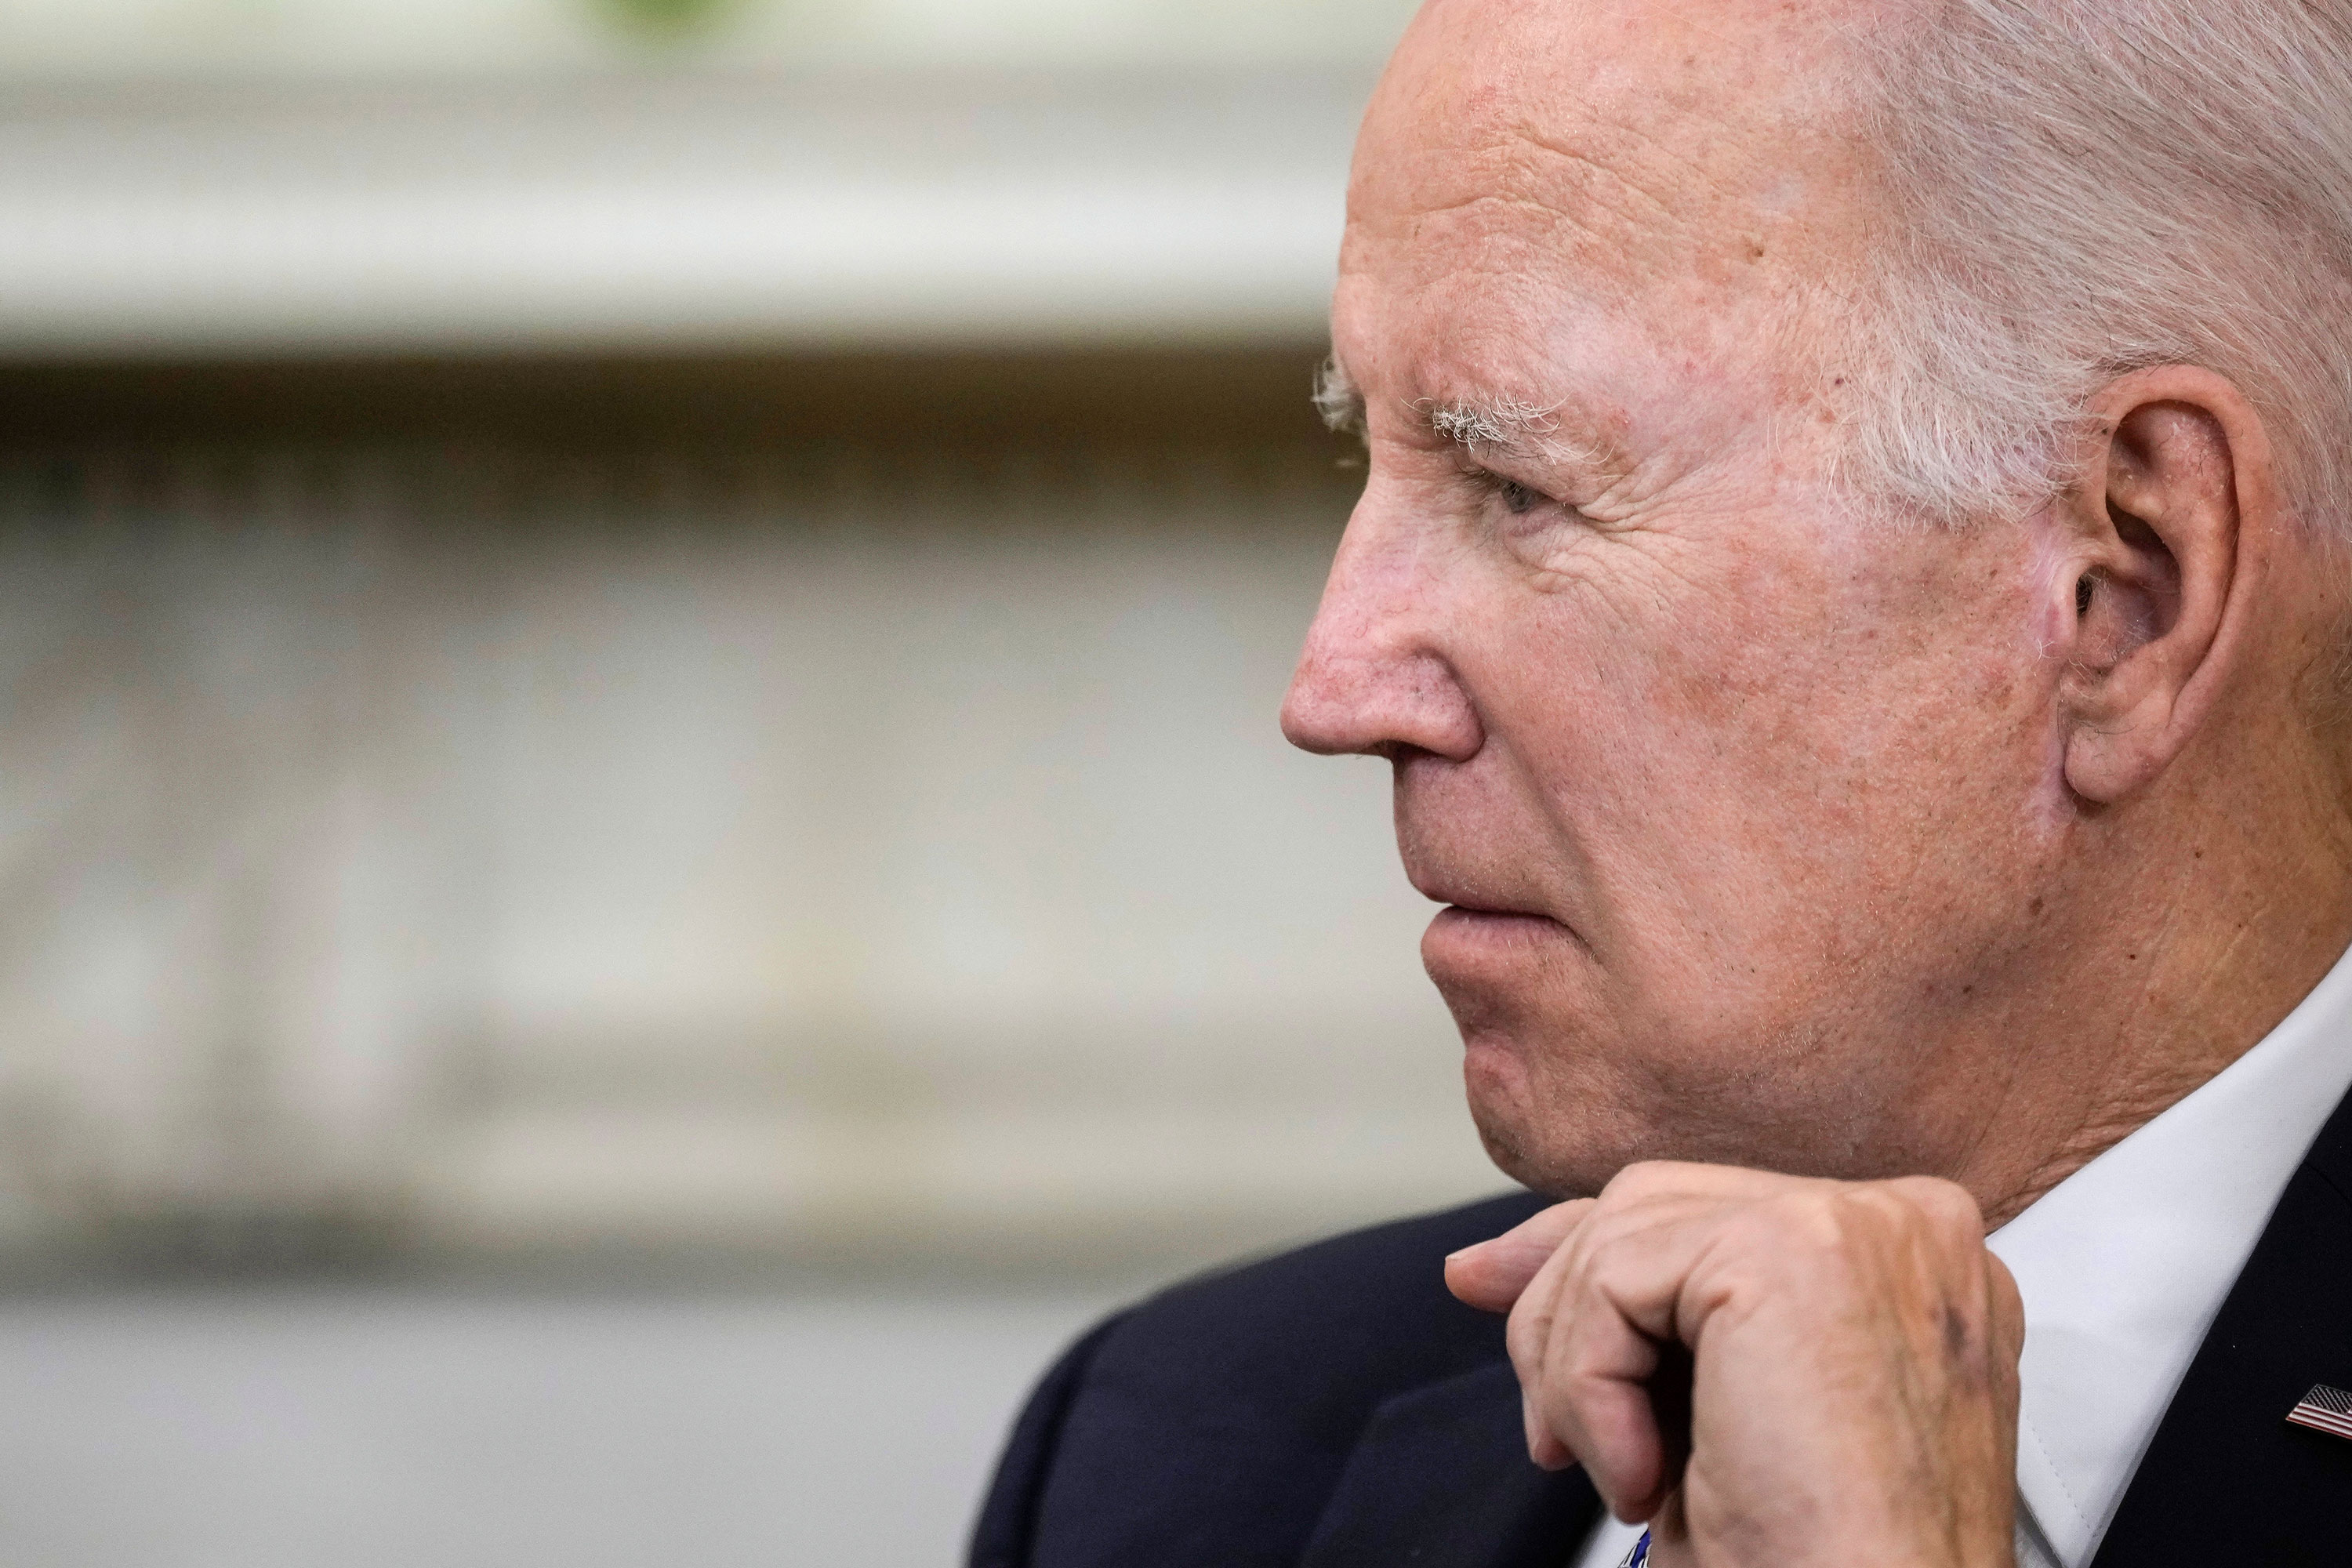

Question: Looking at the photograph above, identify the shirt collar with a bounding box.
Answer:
[1987,940,2352,1566]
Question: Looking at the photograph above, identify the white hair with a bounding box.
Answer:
[1422,397,1556,451]
[1849,0,2352,537]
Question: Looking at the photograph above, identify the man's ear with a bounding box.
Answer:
[2054,366,2274,804]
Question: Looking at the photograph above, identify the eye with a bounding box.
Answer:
[1455,462,1583,535]
[1494,477,1544,514]
[1464,465,1548,514]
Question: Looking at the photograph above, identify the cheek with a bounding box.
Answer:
[1509,560,1838,879]
[1491,539,2056,993]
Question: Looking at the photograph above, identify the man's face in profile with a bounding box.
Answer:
[1285,0,2082,1198]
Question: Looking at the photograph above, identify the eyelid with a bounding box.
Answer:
[1457,459,1550,506]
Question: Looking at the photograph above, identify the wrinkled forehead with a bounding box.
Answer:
[1341,0,1882,395]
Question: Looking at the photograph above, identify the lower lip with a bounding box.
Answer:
[1428,906,1573,947]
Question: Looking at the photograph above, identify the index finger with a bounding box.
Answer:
[1446,1198,1595,1314]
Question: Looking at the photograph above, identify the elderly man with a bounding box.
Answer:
[972,1,2352,1563]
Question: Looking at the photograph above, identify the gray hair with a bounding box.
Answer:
[1851,0,2352,536]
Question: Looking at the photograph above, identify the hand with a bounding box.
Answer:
[1446,1163,2024,1568]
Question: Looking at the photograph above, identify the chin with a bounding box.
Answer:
[1460,1032,1627,1200]
[1438,915,1634,1192]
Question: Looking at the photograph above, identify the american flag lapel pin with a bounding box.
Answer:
[2285,1383,2352,1441]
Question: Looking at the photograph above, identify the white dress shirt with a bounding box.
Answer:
[1568,939,2352,1568]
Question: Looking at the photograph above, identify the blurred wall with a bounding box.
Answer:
[0,350,1502,1278]
[1,0,1421,77]
[0,2,1507,1283]
[0,71,1367,357]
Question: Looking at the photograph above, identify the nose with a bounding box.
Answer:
[1280,495,1483,761]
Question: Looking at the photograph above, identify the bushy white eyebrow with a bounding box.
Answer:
[1422,396,1564,461]
[1314,354,1588,467]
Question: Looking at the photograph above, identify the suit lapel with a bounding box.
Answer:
[2091,1083,2352,1566]
[1299,1359,1600,1568]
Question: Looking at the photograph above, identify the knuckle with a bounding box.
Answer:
[1504,1280,1568,1370]
[1598,1158,1697,1203]
[1567,1214,1650,1294]
[1888,1174,1987,1236]
[1745,1178,1988,1277]
[1596,1160,1666,1203]
[1504,1303,1550,1369]
[1988,1255,2027,1334]
[1753,1189,1848,1258]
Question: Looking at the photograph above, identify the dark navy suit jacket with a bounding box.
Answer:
[972,1086,2352,1567]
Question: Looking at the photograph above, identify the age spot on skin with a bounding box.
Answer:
[1941,1301,1972,1363]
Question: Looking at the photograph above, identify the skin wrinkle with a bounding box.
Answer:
[1507,109,1776,249]
[1498,133,1691,236]
[1363,112,1768,325]
[2007,869,2281,1206]
[1410,190,1620,245]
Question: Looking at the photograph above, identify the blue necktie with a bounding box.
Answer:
[1618,1530,1652,1567]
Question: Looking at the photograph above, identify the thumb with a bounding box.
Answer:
[1445,1199,1593,1314]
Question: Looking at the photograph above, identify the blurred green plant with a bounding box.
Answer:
[590,0,740,42]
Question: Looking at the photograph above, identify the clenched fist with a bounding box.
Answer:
[1446,1163,2025,1568]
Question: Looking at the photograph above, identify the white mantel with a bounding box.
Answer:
[0,67,1370,358]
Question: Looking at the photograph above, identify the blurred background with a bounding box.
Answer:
[0,2,1511,1564]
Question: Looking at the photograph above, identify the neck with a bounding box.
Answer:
[1962,735,2352,1228]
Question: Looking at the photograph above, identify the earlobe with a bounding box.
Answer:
[2057,369,2266,805]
